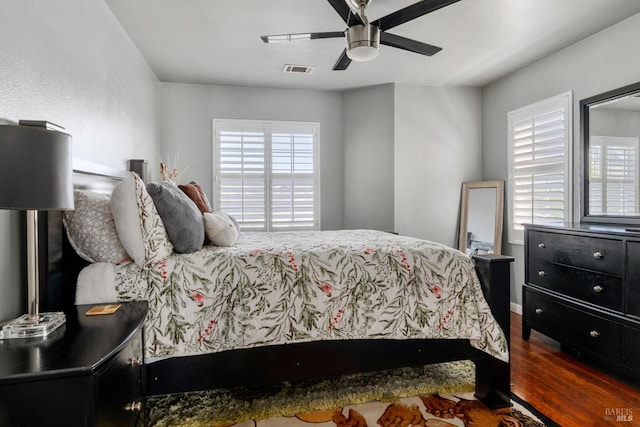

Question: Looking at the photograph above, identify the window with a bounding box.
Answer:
[213,119,319,231]
[507,92,572,244]
[589,136,640,215]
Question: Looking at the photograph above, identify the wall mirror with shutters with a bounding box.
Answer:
[581,82,640,224]
[458,180,504,256]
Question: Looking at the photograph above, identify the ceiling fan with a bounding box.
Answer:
[260,0,460,70]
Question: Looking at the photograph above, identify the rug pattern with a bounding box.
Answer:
[236,393,545,427]
[148,361,546,427]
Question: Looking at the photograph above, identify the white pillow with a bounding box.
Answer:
[203,211,239,246]
[63,190,129,264]
[75,262,118,304]
[111,172,173,267]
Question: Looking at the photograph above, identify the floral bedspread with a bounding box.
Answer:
[111,230,508,362]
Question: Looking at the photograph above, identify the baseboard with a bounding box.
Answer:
[510,302,522,314]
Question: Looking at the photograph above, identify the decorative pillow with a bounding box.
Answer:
[147,181,205,253]
[178,181,212,214]
[203,211,240,246]
[62,190,129,264]
[213,210,240,233]
[111,172,173,268]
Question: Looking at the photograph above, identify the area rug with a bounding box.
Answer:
[148,360,548,427]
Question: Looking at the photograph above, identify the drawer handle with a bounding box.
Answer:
[538,243,545,249]
[589,330,600,338]
[538,271,546,277]
[124,401,142,412]
[593,251,603,259]
[593,285,604,293]
[128,357,142,366]
[535,308,543,314]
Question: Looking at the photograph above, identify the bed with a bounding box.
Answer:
[39,162,513,410]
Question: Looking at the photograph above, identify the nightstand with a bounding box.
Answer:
[0,300,147,426]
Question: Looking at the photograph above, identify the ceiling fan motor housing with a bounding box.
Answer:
[346,24,380,61]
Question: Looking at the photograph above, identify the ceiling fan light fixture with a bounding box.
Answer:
[345,24,379,62]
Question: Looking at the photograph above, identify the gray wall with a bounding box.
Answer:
[0,0,160,322]
[342,84,483,245]
[160,81,483,246]
[482,13,640,306]
[158,83,345,230]
[343,84,395,232]
[395,84,482,246]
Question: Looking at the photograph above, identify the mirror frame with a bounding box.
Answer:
[581,81,640,225]
[458,180,504,255]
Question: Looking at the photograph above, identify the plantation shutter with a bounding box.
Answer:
[508,92,572,244]
[270,123,316,229]
[589,136,640,215]
[216,121,266,230]
[214,119,319,231]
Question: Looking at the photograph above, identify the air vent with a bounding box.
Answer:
[283,64,315,74]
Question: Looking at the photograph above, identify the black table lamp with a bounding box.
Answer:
[0,123,73,339]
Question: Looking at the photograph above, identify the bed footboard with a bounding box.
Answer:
[472,254,513,409]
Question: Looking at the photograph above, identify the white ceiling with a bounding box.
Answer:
[104,0,640,91]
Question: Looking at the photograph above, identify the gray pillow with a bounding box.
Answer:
[147,181,204,253]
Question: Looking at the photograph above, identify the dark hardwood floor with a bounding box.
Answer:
[510,310,640,426]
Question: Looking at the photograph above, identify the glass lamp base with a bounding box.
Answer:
[0,312,66,339]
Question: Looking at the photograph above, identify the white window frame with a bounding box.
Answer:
[213,119,320,231]
[507,92,572,245]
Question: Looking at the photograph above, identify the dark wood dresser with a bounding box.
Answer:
[523,223,640,382]
[0,301,147,426]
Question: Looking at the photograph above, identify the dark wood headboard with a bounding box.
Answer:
[39,160,126,313]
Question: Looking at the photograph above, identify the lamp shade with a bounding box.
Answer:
[0,125,73,210]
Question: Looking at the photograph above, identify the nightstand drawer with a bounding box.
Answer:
[528,230,622,275]
[525,290,621,359]
[527,259,622,311]
[97,327,144,425]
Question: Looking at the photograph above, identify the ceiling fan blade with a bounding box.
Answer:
[261,31,344,43]
[333,49,352,70]
[327,0,353,23]
[373,0,460,31]
[380,32,442,56]
[326,0,364,26]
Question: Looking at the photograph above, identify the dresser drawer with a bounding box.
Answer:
[623,325,640,368]
[527,259,622,311]
[626,242,640,318]
[527,230,623,275]
[525,289,621,359]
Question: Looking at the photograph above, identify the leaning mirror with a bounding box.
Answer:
[582,81,640,224]
[459,180,504,256]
